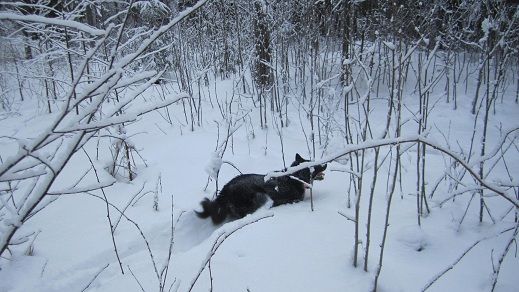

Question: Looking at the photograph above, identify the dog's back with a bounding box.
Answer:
[219,174,271,219]
[196,174,270,224]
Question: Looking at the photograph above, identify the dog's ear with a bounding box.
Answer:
[295,153,304,162]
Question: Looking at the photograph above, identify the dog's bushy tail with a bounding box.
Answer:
[195,198,228,224]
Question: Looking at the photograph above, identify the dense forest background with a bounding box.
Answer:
[2,0,518,115]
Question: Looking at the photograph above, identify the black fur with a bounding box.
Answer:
[196,153,327,224]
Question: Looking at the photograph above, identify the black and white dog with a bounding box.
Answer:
[196,154,327,224]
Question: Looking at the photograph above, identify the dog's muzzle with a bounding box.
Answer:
[313,171,325,181]
[312,164,327,181]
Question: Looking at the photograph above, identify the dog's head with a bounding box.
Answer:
[290,153,328,184]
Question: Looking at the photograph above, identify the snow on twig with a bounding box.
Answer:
[0,169,48,182]
[289,175,312,189]
[0,12,106,36]
[47,177,117,195]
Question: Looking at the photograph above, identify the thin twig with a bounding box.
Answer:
[490,223,519,291]
[81,263,109,292]
[128,265,146,292]
[83,149,124,274]
[422,227,515,291]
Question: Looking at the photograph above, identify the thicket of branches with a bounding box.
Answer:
[1,0,518,291]
[0,0,207,279]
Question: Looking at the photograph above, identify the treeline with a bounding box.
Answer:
[4,1,518,75]
[1,0,518,133]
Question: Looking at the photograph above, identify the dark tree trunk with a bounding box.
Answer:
[253,1,272,89]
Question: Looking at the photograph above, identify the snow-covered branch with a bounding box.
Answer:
[47,177,117,195]
[266,135,519,208]
[0,0,209,258]
[0,12,106,36]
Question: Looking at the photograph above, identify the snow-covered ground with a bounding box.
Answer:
[1,66,518,292]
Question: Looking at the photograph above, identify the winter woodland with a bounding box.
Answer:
[0,0,518,291]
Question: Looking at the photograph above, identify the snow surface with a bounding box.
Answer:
[1,64,518,292]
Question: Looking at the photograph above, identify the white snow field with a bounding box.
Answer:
[1,2,518,289]
[0,65,518,292]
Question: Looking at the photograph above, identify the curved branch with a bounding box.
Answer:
[265,134,519,208]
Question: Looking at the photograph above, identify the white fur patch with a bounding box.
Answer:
[262,196,274,209]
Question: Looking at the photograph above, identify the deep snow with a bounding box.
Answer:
[0,67,518,292]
